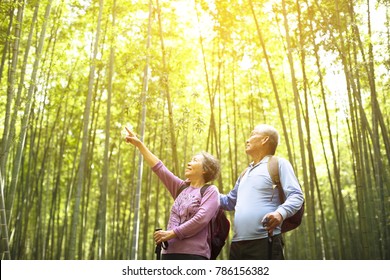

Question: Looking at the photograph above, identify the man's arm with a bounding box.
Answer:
[220,180,239,211]
[263,158,304,235]
[276,158,304,219]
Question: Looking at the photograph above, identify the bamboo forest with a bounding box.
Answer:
[0,0,389,261]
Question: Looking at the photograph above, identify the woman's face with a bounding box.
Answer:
[185,154,205,180]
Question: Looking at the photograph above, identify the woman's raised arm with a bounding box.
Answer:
[124,127,159,167]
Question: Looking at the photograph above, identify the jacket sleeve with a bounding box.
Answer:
[220,167,249,211]
[276,158,305,220]
[151,161,185,198]
[219,179,239,211]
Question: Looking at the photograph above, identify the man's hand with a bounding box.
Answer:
[262,211,283,236]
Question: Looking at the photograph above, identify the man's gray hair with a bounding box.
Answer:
[254,124,279,152]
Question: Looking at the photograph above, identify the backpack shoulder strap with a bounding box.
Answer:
[267,155,286,203]
[179,183,211,198]
[176,182,190,198]
[200,184,211,197]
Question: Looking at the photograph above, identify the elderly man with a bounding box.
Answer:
[220,124,304,259]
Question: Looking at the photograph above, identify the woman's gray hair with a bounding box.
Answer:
[199,151,220,183]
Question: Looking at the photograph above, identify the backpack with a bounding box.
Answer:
[176,184,230,260]
[267,155,304,233]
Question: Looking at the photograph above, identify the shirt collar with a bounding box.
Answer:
[249,155,272,168]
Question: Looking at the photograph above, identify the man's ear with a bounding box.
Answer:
[262,136,270,144]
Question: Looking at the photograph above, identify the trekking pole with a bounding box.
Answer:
[155,243,162,260]
[263,218,273,259]
[267,232,273,259]
[154,228,169,260]
[155,228,162,260]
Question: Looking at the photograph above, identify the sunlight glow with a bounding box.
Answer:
[239,54,253,70]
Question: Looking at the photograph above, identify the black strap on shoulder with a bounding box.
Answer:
[176,185,186,198]
[176,181,190,198]
[176,183,211,198]
[200,184,211,197]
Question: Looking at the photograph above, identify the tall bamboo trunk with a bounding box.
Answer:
[1,0,24,178]
[0,0,25,260]
[130,0,152,260]
[155,0,179,174]
[6,0,52,231]
[248,0,293,162]
[0,3,14,84]
[2,2,39,191]
[0,168,10,259]
[360,0,389,257]
[67,0,103,260]
[281,0,314,259]
[306,0,332,258]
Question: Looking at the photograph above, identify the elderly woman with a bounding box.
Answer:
[124,127,220,260]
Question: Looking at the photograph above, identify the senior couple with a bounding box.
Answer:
[124,124,304,260]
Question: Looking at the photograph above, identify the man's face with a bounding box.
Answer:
[245,129,266,155]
